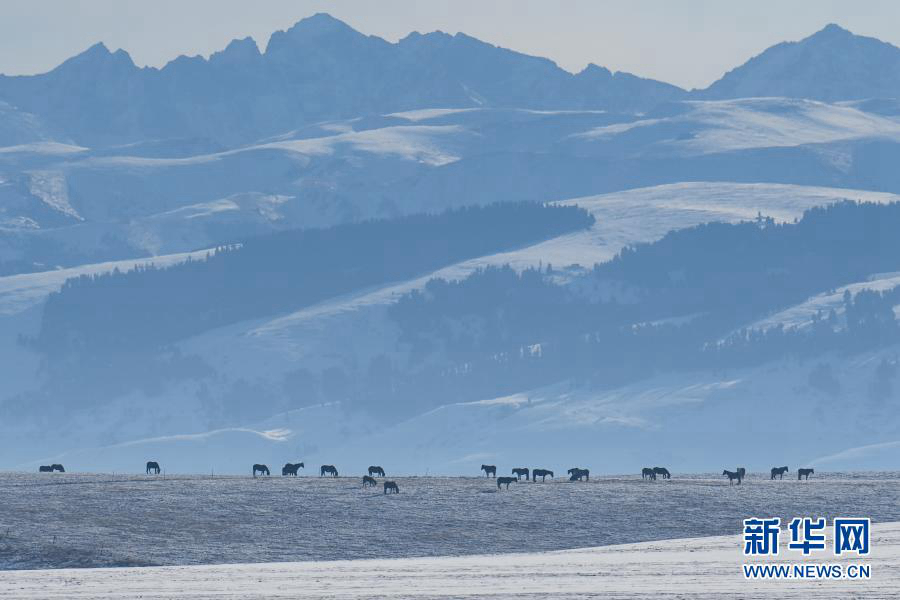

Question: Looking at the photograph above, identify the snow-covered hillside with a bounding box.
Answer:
[6,94,900,269]
[7,182,900,474]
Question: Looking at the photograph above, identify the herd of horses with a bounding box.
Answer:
[481,465,589,488]
[36,461,818,488]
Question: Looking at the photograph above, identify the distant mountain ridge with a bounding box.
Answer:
[697,23,900,101]
[0,13,684,147]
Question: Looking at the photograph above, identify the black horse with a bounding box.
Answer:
[771,466,789,480]
[51,464,65,473]
[146,461,161,475]
[320,465,339,477]
[737,467,746,480]
[532,469,554,482]
[363,475,378,487]
[511,467,530,481]
[723,469,742,485]
[568,467,589,481]
[481,464,497,478]
[798,468,814,480]
[39,465,53,473]
[368,466,386,477]
[641,467,656,480]
[497,476,517,490]
[653,467,671,480]
[384,481,400,494]
[253,464,270,477]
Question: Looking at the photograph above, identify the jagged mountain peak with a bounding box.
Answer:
[698,23,900,101]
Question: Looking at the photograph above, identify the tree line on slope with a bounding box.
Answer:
[365,202,900,416]
[33,202,594,354]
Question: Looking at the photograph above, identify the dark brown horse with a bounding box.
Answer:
[641,467,656,480]
[532,469,554,482]
[653,467,671,480]
[368,466,386,477]
[497,476,517,489]
[481,464,497,478]
[282,462,304,476]
[568,467,589,481]
[771,466,789,480]
[798,468,814,480]
[363,475,377,487]
[320,465,338,477]
[511,467,530,481]
[383,481,399,494]
[146,461,161,475]
[50,464,65,473]
[723,469,742,485]
[253,464,270,477]
[38,465,53,473]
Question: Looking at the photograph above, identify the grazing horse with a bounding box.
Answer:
[642,467,656,480]
[281,462,304,476]
[653,467,671,480]
[568,468,589,481]
[39,465,53,473]
[363,475,377,487]
[511,467,530,481]
[384,481,400,494]
[368,466,386,477]
[51,464,65,473]
[146,461,161,475]
[723,469,742,485]
[798,468,814,480]
[497,476,517,490]
[771,466,789,480]
[532,469,554,482]
[320,465,339,477]
[253,464,270,477]
[481,464,497,478]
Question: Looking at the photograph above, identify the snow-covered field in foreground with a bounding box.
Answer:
[3,522,897,599]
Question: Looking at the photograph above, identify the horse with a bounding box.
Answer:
[653,467,671,480]
[252,464,270,477]
[771,466,789,480]
[798,468,814,480]
[146,461,161,475]
[363,475,378,487]
[511,467,530,481]
[497,476,517,490]
[38,465,53,473]
[568,468,589,481]
[532,469,554,482]
[320,465,339,477]
[50,464,65,473]
[737,467,746,480]
[481,464,497,478]
[368,466,386,477]
[282,462,304,476]
[723,469,742,485]
[641,467,656,480]
[384,481,400,494]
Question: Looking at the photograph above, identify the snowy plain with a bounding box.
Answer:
[2,516,897,598]
[1,472,899,572]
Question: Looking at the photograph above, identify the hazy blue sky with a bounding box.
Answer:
[3,0,899,89]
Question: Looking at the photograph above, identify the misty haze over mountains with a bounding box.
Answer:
[3,15,900,475]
